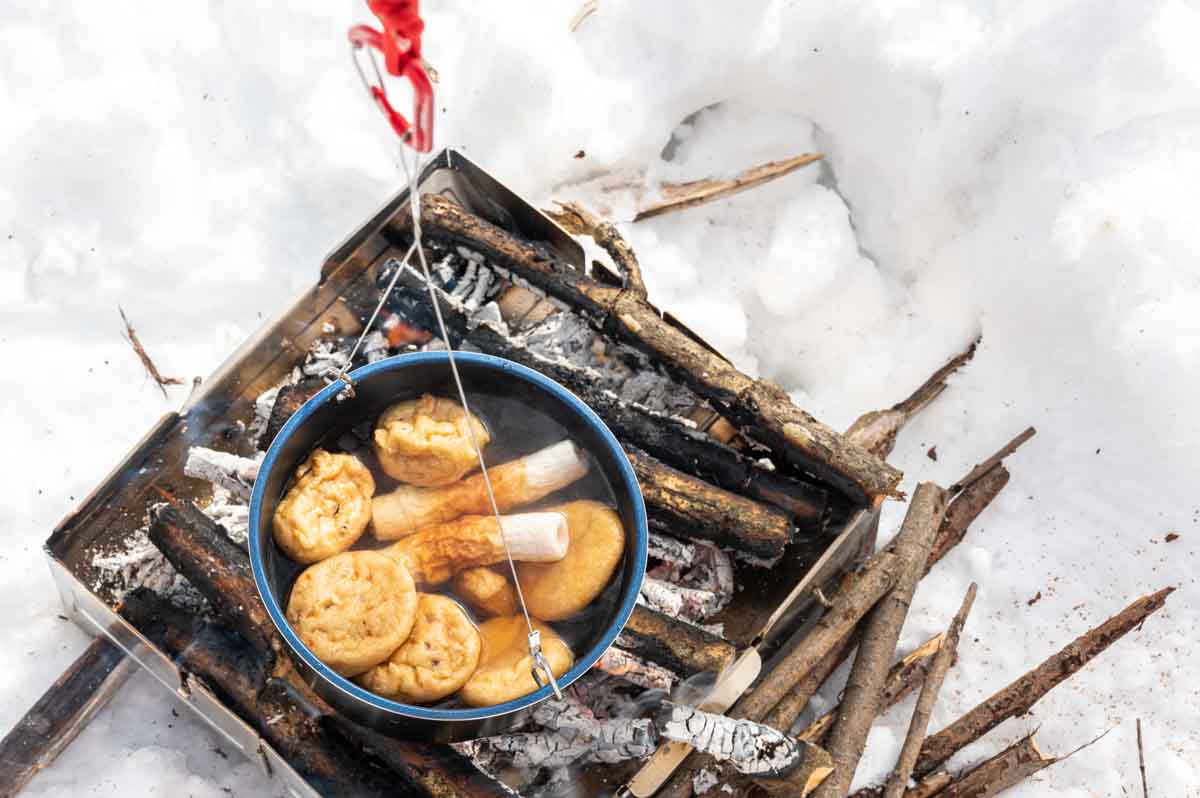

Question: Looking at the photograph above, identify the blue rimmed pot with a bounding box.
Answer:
[249,351,648,741]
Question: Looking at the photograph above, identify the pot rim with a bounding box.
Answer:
[249,350,648,721]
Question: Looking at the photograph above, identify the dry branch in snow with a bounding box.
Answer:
[119,306,183,397]
[913,587,1173,779]
[880,583,977,798]
[633,154,824,222]
[844,338,979,458]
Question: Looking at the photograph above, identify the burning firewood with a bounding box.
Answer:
[628,447,793,563]
[640,577,728,625]
[654,703,831,782]
[647,532,735,599]
[808,482,948,798]
[389,196,902,504]
[467,697,832,789]
[595,646,677,691]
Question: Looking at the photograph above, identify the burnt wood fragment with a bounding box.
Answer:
[620,606,736,679]
[260,378,324,450]
[627,448,793,561]
[0,636,135,798]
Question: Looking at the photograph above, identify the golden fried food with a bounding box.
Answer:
[286,550,417,677]
[357,594,481,703]
[372,440,588,540]
[273,449,376,564]
[452,567,518,617]
[382,512,568,586]
[373,394,490,487]
[518,500,625,621]
[458,617,573,707]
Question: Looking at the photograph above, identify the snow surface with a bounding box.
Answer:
[2,0,1198,795]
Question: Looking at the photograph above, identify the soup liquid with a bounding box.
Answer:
[281,390,625,708]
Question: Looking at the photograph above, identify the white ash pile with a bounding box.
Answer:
[456,678,823,796]
[378,247,703,420]
[641,533,735,629]
[91,525,206,613]
[91,451,259,612]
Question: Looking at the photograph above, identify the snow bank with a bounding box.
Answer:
[2,0,1197,794]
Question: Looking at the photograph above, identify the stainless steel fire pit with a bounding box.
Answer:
[44,150,878,796]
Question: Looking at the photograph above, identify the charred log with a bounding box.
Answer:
[145,499,513,798]
[628,447,793,562]
[595,646,677,691]
[147,501,276,656]
[620,606,737,679]
[259,378,325,450]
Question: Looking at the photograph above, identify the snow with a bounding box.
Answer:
[2,0,1198,795]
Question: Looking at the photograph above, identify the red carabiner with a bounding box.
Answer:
[348,0,434,152]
